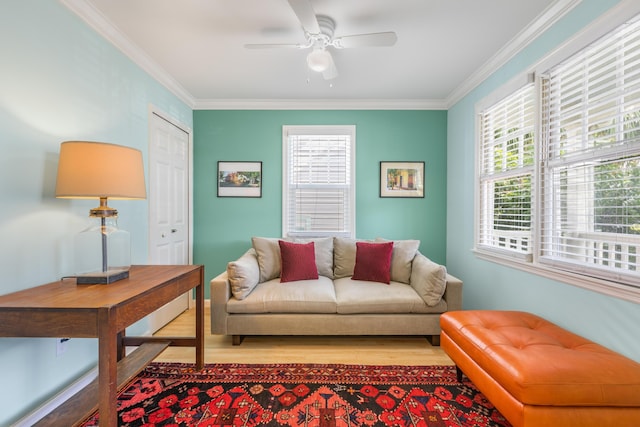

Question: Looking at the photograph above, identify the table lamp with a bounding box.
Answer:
[55,141,146,284]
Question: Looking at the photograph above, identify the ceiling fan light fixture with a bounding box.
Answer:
[306,48,331,72]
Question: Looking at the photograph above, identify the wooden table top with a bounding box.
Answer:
[0,265,202,309]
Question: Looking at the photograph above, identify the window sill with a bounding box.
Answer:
[473,248,640,304]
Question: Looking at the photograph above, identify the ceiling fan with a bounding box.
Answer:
[244,0,398,80]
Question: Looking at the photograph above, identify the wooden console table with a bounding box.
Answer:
[0,264,204,427]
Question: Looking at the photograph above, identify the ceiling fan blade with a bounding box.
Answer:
[333,32,398,49]
[244,43,304,49]
[287,0,320,34]
[322,51,338,80]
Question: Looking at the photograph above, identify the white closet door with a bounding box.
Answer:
[148,111,191,333]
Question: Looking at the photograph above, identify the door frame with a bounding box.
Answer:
[147,104,195,305]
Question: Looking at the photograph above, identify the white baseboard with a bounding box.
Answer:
[13,367,98,426]
[12,342,150,426]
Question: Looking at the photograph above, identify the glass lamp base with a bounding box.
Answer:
[76,269,129,284]
[74,212,131,285]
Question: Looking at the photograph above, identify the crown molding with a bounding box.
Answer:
[192,98,448,110]
[60,0,581,112]
[60,0,196,108]
[445,0,582,108]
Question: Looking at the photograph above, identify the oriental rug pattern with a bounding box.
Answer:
[80,363,511,427]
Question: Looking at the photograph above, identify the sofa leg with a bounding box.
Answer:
[232,335,244,345]
[428,334,441,346]
[455,366,464,382]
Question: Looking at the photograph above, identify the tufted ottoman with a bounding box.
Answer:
[440,310,640,427]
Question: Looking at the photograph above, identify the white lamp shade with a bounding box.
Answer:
[55,141,146,200]
[306,49,332,73]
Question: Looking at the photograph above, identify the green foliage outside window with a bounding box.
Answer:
[491,128,533,232]
[591,110,640,234]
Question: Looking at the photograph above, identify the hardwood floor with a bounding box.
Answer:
[153,303,455,366]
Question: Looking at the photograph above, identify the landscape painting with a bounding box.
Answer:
[380,161,425,198]
[217,161,262,197]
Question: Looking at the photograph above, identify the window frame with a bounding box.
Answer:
[282,125,356,239]
[476,82,536,261]
[473,4,640,304]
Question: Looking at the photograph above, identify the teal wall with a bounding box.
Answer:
[0,1,192,424]
[447,0,640,362]
[193,110,448,292]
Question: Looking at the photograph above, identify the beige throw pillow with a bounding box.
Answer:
[294,237,334,278]
[410,253,447,306]
[227,249,260,300]
[333,237,359,278]
[376,238,420,284]
[251,237,282,282]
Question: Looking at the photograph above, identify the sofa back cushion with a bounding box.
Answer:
[333,237,359,278]
[375,238,420,284]
[252,237,283,282]
[279,240,319,282]
[227,248,260,300]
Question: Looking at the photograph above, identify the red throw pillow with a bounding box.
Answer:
[351,241,394,284]
[279,240,319,282]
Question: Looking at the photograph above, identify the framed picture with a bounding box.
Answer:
[217,161,262,197]
[380,161,425,198]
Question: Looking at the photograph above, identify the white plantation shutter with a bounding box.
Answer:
[478,84,535,258]
[540,15,640,284]
[283,126,355,238]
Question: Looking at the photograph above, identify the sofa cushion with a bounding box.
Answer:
[279,240,318,282]
[294,237,334,278]
[226,276,337,314]
[352,241,394,284]
[251,237,283,282]
[333,237,360,278]
[227,249,260,300]
[334,277,447,314]
[410,253,447,306]
[376,238,420,284]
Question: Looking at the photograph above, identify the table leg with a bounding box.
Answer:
[195,268,205,369]
[116,330,126,361]
[98,307,118,427]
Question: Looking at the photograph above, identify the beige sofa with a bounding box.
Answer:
[210,237,463,345]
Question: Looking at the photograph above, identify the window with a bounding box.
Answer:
[282,125,355,238]
[475,12,640,295]
[477,84,535,259]
[540,16,640,284]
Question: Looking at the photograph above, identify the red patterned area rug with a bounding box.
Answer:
[80,363,511,427]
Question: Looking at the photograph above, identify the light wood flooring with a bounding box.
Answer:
[153,304,455,366]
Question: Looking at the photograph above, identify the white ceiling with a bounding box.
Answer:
[62,0,577,109]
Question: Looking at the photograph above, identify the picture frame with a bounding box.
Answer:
[217,161,262,197]
[380,161,425,198]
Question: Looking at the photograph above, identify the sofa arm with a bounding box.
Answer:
[443,273,463,312]
[210,271,231,334]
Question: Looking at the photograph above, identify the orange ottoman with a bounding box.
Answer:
[440,310,640,427]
